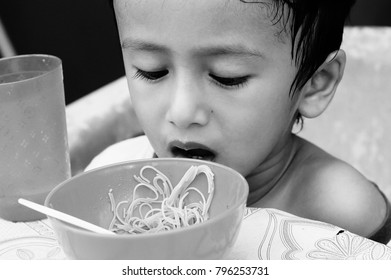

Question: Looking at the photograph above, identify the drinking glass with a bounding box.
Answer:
[0,54,70,221]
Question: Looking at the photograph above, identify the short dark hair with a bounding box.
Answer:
[241,0,356,124]
[260,0,356,96]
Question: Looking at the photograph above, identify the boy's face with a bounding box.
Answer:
[114,0,299,177]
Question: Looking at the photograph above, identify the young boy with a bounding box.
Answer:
[89,0,391,244]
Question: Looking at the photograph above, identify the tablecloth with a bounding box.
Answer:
[1,207,390,260]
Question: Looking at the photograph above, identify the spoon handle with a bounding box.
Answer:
[18,198,115,235]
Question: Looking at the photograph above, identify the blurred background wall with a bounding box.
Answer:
[0,0,390,104]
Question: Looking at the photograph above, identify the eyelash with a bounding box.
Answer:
[133,69,249,89]
[133,69,168,82]
[209,74,249,89]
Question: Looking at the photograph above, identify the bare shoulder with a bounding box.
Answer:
[291,138,387,238]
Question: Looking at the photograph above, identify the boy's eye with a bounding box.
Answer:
[209,73,249,88]
[134,69,169,81]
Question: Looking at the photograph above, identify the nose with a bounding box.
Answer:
[166,76,210,129]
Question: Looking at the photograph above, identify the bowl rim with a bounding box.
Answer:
[45,158,249,239]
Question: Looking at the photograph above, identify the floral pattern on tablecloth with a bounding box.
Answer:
[1,208,390,260]
[308,232,391,260]
[0,236,65,260]
[229,208,391,260]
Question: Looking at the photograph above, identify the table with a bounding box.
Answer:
[1,207,390,260]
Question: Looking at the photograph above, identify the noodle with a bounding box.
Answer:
[108,165,215,234]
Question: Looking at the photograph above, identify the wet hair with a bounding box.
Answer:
[108,0,356,123]
[243,1,355,91]
[241,0,356,124]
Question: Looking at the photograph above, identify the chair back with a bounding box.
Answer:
[299,27,391,200]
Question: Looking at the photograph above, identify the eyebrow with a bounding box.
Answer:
[122,38,169,53]
[121,38,265,59]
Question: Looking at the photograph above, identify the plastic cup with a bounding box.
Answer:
[0,54,71,222]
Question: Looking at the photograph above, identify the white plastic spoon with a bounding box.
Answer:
[18,198,116,235]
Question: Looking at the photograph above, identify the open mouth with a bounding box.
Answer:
[170,142,216,161]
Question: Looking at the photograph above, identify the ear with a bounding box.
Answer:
[298,50,346,118]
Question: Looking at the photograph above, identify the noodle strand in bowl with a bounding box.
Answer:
[108,165,215,234]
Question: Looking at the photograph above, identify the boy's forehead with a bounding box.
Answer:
[114,0,291,49]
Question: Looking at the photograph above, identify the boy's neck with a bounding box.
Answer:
[246,135,298,206]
